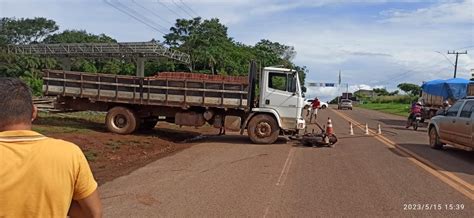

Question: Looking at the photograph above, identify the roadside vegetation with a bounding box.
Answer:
[358,103,409,117]
[354,83,421,117]
[0,17,307,95]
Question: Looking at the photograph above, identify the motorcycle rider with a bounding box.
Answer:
[436,100,451,116]
[406,101,423,128]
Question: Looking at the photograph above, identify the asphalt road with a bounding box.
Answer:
[100,107,473,217]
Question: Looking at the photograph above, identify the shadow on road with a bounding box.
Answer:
[398,143,474,176]
[195,134,289,145]
[377,118,407,127]
[292,143,333,149]
[377,119,428,133]
[390,126,428,133]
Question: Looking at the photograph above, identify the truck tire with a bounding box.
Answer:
[140,117,158,130]
[429,127,443,150]
[247,114,279,144]
[106,106,139,134]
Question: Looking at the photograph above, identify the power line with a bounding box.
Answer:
[131,0,173,25]
[375,60,445,86]
[104,0,168,34]
[115,0,169,30]
[156,0,183,19]
[456,45,474,50]
[178,0,200,17]
[171,0,194,19]
[447,50,468,78]
[435,51,455,66]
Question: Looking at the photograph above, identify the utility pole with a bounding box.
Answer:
[346,83,349,99]
[338,70,341,104]
[448,51,467,78]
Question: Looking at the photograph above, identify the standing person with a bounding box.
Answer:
[0,78,102,217]
[310,97,321,123]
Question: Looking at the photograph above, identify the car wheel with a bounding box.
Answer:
[429,127,443,149]
[321,105,327,109]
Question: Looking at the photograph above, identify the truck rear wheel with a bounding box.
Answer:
[247,114,279,144]
[106,106,139,134]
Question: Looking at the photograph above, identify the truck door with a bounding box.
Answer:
[439,100,463,142]
[453,100,474,146]
[261,71,299,129]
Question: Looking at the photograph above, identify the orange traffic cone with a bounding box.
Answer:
[326,117,334,136]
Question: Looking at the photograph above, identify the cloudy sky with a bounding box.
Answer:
[1,0,473,101]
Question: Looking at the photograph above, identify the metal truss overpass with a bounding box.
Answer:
[6,42,191,76]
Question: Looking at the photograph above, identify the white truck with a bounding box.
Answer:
[42,62,305,144]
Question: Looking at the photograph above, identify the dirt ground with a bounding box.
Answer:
[33,112,218,185]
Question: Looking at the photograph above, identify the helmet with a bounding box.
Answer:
[443,100,449,105]
[416,101,422,106]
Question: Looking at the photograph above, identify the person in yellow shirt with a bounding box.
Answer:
[0,78,102,217]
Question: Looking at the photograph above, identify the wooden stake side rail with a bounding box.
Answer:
[43,70,249,109]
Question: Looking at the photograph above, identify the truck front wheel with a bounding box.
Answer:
[106,106,139,134]
[247,114,279,144]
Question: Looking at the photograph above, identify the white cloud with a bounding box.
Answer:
[381,0,474,24]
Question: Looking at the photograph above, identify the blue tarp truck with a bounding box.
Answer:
[420,78,473,118]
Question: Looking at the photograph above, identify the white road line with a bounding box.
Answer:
[263,206,270,218]
[276,147,296,186]
[264,147,297,218]
[332,109,474,200]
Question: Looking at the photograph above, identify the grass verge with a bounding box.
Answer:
[357,103,410,117]
[32,111,106,134]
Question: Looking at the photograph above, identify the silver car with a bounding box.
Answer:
[338,99,353,110]
[428,98,474,151]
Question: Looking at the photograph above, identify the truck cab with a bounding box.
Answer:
[260,67,305,130]
[245,67,305,143]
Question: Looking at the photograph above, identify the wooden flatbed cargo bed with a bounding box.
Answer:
[42,70,250,110]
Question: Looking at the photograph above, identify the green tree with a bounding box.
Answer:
[43,30,116,43]
[373,88,390,96]
[0,17,58,45]
[397,83,421,96]
[0,54,58,95]
[72,59,97,73]
[165,18,233,74]
[388,90,399,96]
[254,39,295,67]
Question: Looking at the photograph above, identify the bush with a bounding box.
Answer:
[369,95,417,104]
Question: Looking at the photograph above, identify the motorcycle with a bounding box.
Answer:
[412,113,422,131]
